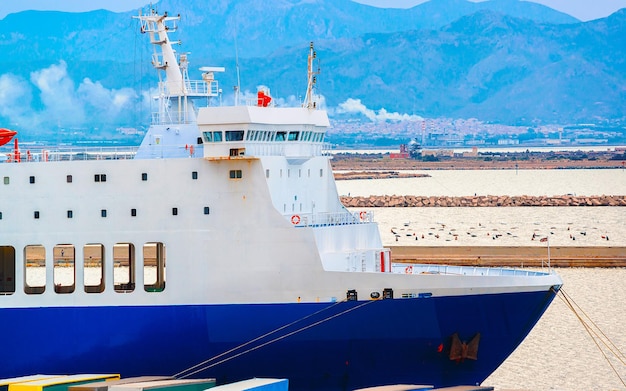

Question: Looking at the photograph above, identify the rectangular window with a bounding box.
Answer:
[229,170,242,179]
[0,212,2,220]
[101,209,107,218]
[66,175,73,183]
[225,130,245,141]
[172,207,178,216]
[144,242,166,293]
[34,211,40,219]
[3,177,8,185]
[192,171,198,180]
[114,243,135,292]
[84,244,104,293]
[204,207,210,215]
[142,173,148,181]
[131,209,137,217]
[0,246,16,294]
[320,169,323,177]
[24,245,45,294]
[29,176,35,184]
[94,174,106,182]
[54,244,75,294]
[67,210,73,219]
[266,169,270,178]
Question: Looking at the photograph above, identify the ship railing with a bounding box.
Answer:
[289,211,373,227]
[157,80,220,98]
[392,263,553,277]
[2,146,138,162]
[151,111,197,125]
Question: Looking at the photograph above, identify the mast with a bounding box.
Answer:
[135,9,193,124]
[302,42,320,110]
[135,9,224,126]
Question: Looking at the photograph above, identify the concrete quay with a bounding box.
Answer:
[389,246,626,267]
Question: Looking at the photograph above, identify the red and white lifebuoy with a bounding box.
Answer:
[359,211,367,221]
[291,215,300,225]
[405,266,413,274]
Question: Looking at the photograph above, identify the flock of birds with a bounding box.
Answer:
[389,221,610,244]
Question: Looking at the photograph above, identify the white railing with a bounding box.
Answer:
[287,210,373,227]
[393,263,554,277]
[1,146,138,163]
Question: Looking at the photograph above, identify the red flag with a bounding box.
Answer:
[540,237,548,242]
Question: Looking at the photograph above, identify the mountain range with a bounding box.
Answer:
[0,0,624,140]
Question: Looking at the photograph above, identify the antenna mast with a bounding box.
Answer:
[303,42,320,109]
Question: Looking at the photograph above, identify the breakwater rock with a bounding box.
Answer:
[340,194,626,207]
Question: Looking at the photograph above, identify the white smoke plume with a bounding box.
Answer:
[0,61,144,135]
[336,98,423,122]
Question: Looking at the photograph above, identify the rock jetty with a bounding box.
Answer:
[340,194,626,207]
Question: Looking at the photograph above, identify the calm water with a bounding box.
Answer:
[338,169,626,391]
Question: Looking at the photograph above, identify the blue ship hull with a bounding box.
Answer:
[1,289,556,390]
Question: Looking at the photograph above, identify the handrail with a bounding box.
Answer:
[287,211,373,227]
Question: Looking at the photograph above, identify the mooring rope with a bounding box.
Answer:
[175,299,376,379]
[558,288,626,388]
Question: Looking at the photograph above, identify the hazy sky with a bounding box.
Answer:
[1,0,625,21]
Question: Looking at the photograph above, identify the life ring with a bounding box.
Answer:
[405,266,413,274]
[359,211,366,220]
[291,215,300,225]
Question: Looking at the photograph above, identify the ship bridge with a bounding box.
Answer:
[197,105,330,162]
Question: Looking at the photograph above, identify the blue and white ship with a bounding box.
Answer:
[0,9,562,391]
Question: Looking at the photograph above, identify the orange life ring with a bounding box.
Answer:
[359,211,366,220]
[291,215,300,225]
[405,266,413,274]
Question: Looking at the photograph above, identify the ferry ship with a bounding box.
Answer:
[0,9,562,391]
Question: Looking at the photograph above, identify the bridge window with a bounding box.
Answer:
[288,131,299,141]
[114,243,135,292]
[0,246,15,295]
[84,244,104,293]
[24,245,45,294]
[225,130,244,141]
[144,242,166,292]
[54,244,75,294]
[203,131,223,143]
[276,131,286,141]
